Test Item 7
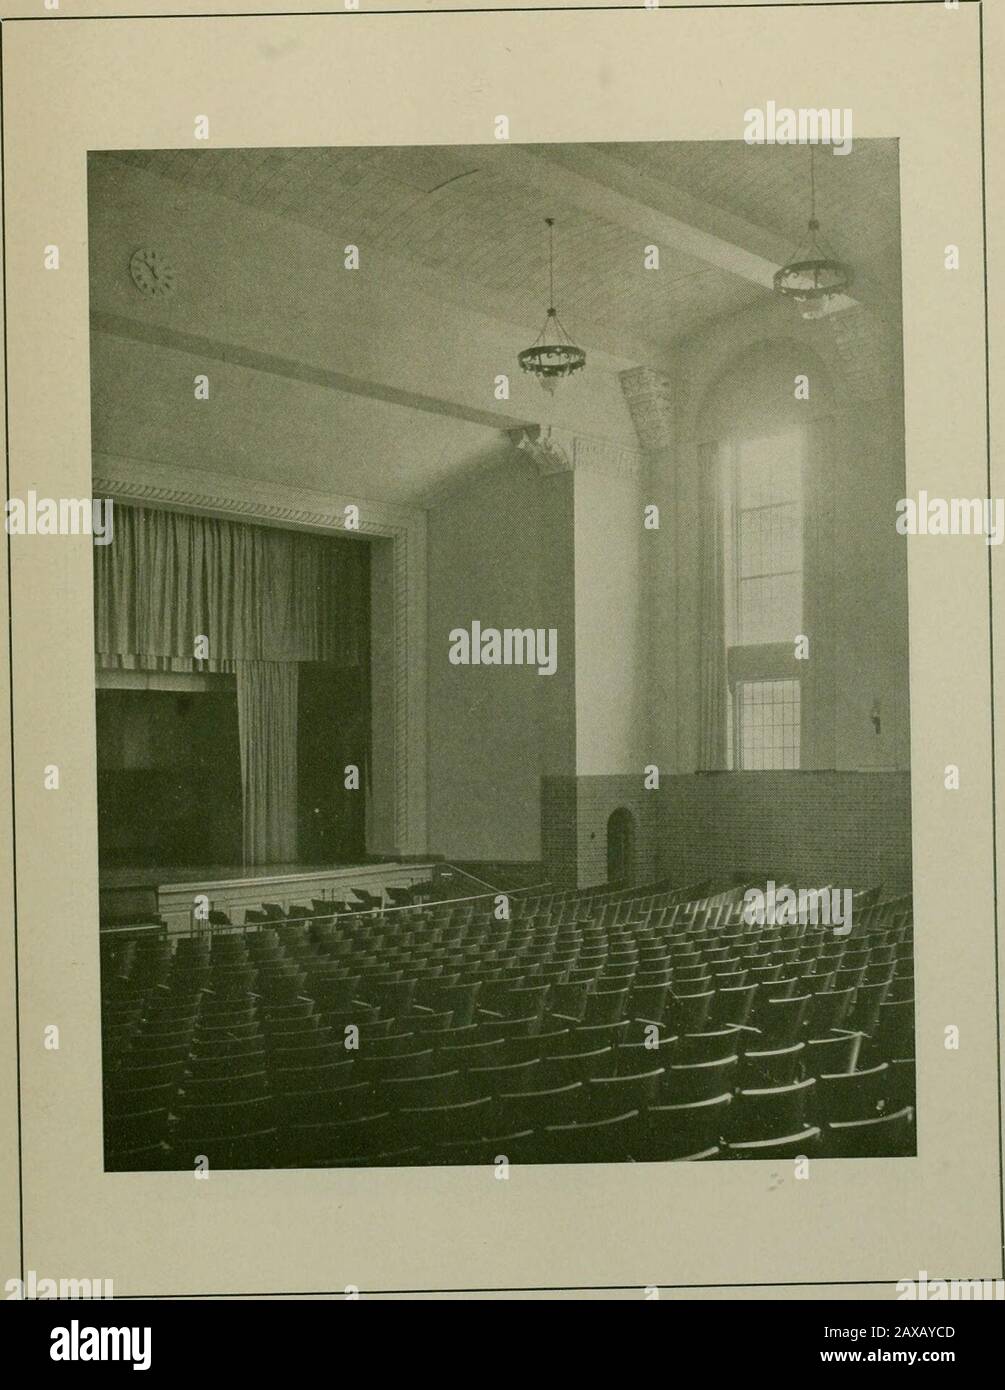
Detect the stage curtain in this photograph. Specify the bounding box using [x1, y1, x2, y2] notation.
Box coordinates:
[800, 415, 837, 768]
[94, 503, 368, 865]
[697, 440, 729, 771]
[236, 661, 299, 866]
[94, 503, 366, 667]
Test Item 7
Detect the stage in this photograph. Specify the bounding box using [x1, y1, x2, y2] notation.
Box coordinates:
[100, 861, 437, 935]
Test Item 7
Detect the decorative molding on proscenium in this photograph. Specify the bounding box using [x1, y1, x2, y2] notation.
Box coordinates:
[572, 434, 642, 480]
[506, 426, 641, 480]
[93, 475, 402, 540]
[91, 454, 415, 542]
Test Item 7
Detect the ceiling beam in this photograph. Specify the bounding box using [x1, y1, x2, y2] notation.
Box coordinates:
[91, 310, 532, 433]
[481, 144, 865, 314]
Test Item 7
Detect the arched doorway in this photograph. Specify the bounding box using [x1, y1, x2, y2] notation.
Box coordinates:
[606, 807, 636, 887]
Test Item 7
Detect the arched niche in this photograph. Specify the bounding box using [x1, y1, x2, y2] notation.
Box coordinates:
[606, 807, 637, 887]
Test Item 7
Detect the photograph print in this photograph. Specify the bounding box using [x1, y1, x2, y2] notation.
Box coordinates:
[88, 136, 914, 1172]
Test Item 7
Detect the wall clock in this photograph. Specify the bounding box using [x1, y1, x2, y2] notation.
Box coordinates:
[129, 248, 176, 298]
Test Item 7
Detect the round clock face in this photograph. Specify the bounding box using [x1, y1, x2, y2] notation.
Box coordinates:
[129, 248, 175, 298]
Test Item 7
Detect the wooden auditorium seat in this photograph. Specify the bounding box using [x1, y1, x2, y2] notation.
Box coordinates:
[100, 877, 916, 1170]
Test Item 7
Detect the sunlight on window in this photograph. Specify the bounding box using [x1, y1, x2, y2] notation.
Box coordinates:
[733, 679, 801, 770]
[725, 427, 804, 770]
[735, 430, 803, 645]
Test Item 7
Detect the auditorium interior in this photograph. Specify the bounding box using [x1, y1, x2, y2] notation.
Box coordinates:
[89, 140, 915, 1169]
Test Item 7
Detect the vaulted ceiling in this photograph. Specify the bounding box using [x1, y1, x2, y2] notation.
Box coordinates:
[108, 140, 901, 342]
[91, 141, 901, 505]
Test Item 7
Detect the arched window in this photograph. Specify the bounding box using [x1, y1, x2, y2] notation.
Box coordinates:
[694, 340, 834, 773]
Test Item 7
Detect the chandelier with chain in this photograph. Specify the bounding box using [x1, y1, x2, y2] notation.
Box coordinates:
[517, 217, 586, 394]
[773, 145, 853, 319]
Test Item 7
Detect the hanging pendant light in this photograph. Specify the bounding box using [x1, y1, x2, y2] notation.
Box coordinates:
[773, 145, 853, 319]
[517, 217, 586, 394]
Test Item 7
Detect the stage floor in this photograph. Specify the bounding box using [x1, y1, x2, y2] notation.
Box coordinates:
[101, 862, 395, 891]
[101, 861, 438, 933]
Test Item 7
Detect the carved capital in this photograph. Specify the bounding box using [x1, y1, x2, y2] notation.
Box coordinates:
[507, 425, 576, 476]
[620, 366, 676, 450]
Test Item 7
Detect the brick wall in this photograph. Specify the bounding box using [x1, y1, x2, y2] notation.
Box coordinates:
[540, 770, 913, 895]
[657, 771, 913, 896]
[541, 774, 661, 890]
[574, 775, 661, 888]
[541, 776, 578, 889]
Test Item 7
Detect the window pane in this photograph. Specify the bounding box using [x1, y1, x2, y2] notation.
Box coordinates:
[738, 572, 801, 644]
[737, 443, 772, 509]
[737, 502, 802, 579]
[732, 429, 804, 649]
[737, 431, 802, 507]
[736, 679, 801, 770]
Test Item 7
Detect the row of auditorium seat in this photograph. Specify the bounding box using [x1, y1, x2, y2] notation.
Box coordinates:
[102, 877, 915, 1169]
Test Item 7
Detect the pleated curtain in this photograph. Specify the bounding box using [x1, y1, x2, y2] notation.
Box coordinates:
[94, 503, 365, 667]
[94, 503, 366, 864]
[236, 661, 299, 865]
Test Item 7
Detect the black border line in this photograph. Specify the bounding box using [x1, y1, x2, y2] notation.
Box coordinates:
[0, 1, 982, 24]
[0, 19, 26, 1293]
[977, 0, 1004, 1276]
[105, 1271, 1002, 1299]
[0, 0, 999, 1301]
